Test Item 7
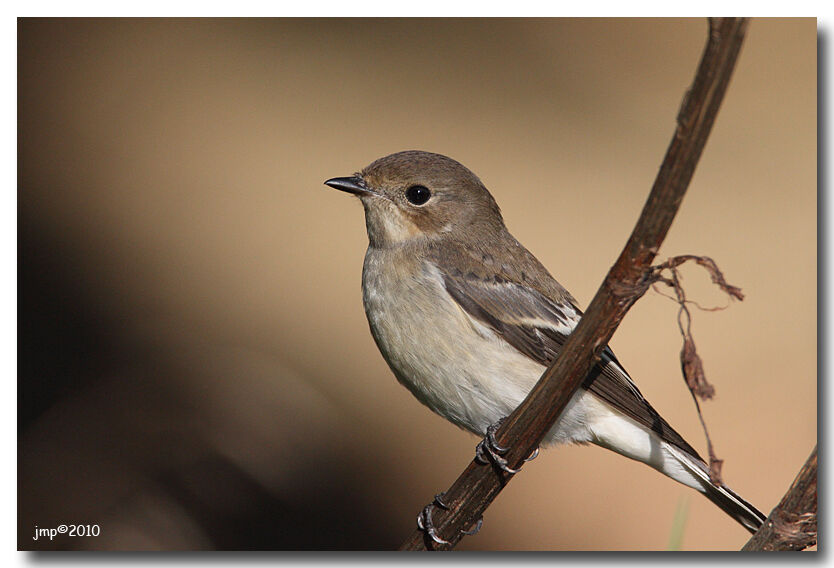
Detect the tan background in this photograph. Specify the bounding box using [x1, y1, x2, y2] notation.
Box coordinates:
[19, 18, 816, 551]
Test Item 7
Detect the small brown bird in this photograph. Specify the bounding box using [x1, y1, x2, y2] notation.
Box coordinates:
[326, 150, 765, 534]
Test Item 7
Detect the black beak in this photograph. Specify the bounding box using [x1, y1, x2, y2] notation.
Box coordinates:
[324, 176, 373, 196]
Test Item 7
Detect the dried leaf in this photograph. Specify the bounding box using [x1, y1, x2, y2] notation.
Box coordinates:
[708, 456, 724, 485]
[681, 335, 714, 400]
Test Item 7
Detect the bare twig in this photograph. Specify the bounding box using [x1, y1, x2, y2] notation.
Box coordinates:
[400, 18, 750, 550]
[742, 446, 817, 551]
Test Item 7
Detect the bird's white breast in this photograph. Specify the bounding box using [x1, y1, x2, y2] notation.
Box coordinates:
[361, 247, 597, 441]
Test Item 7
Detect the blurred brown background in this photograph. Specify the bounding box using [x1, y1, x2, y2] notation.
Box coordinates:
[18, 18, 816, 551]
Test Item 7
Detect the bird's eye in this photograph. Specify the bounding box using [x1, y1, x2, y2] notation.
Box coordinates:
[405, 185, 431, 205]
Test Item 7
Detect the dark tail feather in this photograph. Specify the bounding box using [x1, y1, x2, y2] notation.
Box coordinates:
[665, 443, 766, 534]
[702, 481, 766, 534]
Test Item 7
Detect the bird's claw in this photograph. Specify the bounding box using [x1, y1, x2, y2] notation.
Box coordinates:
[416, 493, 451, 545]
[461, 516, 483, 536]
[475, 418, 521, 473]
[416, 492, 484, 545]
[417, 506, 449, 545]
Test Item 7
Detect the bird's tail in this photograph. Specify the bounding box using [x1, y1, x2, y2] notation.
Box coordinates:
[565, 389, 766, 533]
[663, 443, 766, 534]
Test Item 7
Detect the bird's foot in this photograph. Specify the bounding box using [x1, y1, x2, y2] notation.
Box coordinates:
[416, 493, 451, 545]
[416, 492, 484, 544]
[475, 418, 539, 473]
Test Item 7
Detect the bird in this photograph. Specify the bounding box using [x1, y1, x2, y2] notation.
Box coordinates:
[324, 150, 765, 535]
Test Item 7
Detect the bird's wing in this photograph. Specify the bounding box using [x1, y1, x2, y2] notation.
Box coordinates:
[437, 265, 703, 461]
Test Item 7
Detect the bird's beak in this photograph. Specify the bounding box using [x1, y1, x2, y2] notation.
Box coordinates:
[324, 176, 374, 196]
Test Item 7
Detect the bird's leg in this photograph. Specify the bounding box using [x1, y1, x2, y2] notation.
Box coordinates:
[475, 418, 539, 473]
[417, 416, 541, 544]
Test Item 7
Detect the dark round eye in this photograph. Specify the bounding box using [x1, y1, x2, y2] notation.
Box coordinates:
[405, 185, 431, 205]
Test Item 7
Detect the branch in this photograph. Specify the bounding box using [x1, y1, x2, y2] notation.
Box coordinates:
[742, 446, 817, 551]
[400, 18, 750, 551]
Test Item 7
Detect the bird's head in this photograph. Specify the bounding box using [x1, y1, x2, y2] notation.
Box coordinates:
[326, 150, 505, 248]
